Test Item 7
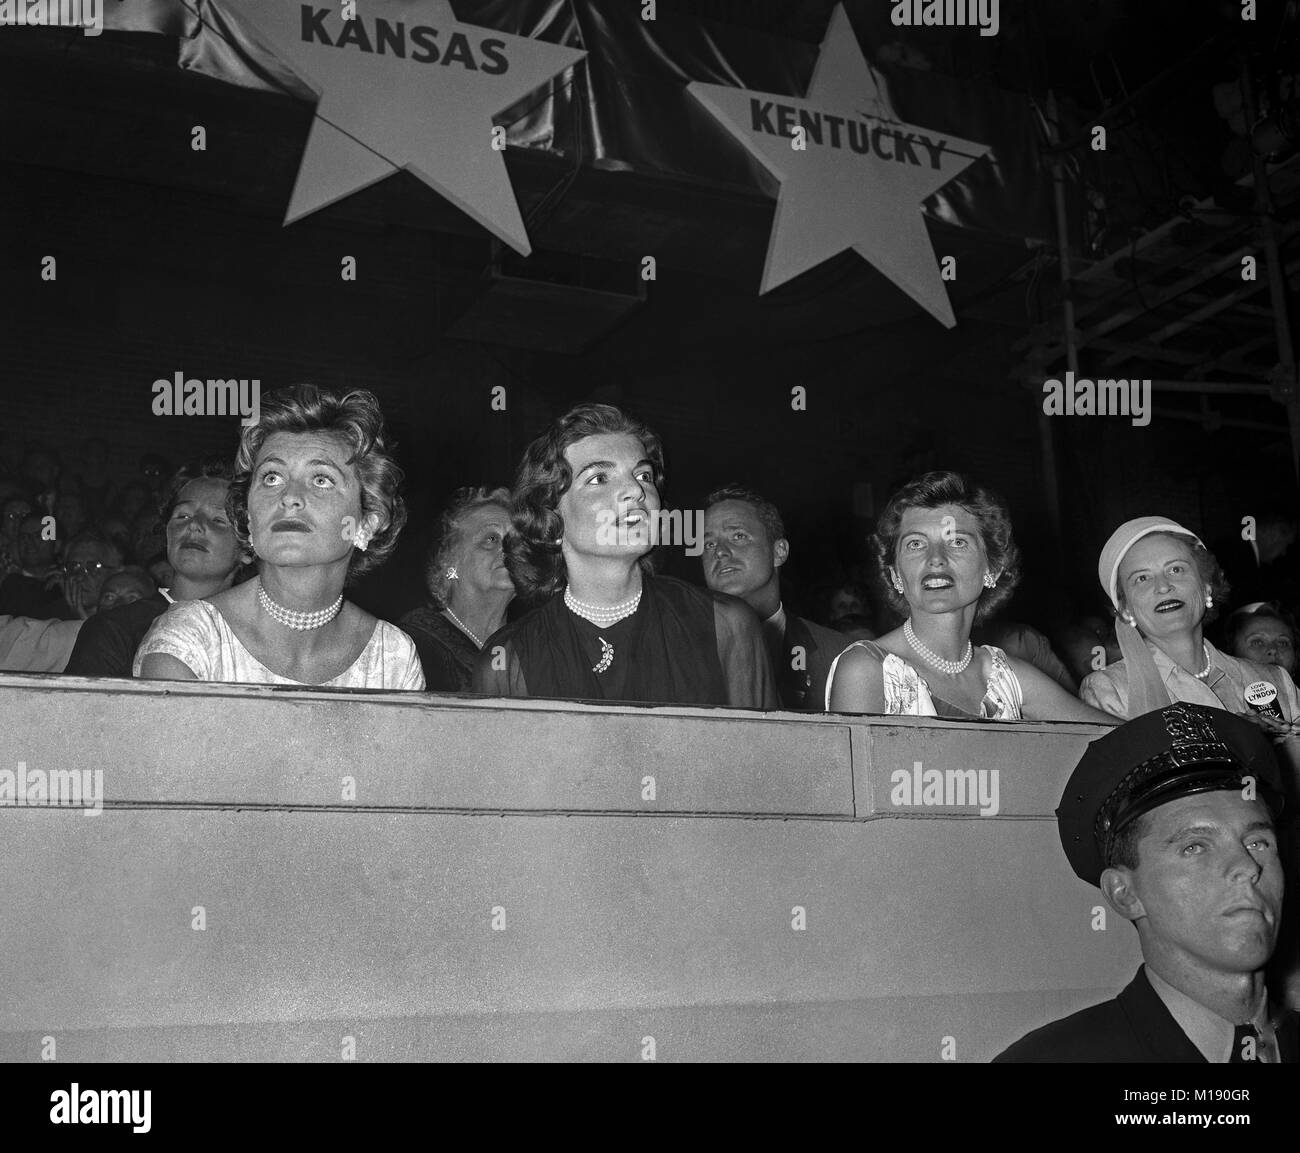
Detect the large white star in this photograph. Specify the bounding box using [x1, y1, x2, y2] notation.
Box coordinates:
[213, 0, 586, 253]
[688, 4, 990, 327]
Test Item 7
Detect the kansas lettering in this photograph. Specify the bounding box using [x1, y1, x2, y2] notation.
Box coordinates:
[750, 100, 948, 169]
[299, 5, 508, 73]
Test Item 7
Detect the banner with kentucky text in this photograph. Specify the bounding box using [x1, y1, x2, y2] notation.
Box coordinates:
[172, 0, 1057, 245]
[689, 5, 990, 325]
[4, 0, 1062, 282]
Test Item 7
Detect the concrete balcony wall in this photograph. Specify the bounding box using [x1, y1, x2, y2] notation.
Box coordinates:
[0, 675, 1135, 1062]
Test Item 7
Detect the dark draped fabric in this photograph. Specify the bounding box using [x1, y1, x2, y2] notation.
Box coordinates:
[400, 604, 480, 693]
[180, 0, 1058, 241]
[0, 574, 77, 622]
[474, 574, 777, 708]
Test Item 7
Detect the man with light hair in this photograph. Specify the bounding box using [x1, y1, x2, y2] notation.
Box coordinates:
[702, 484, 843, 712]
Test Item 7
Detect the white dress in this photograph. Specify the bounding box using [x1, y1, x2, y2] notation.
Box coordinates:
[824, 638, 1023, 718]
[133, 600, 425, 690]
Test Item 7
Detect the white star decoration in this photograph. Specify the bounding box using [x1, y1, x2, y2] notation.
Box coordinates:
[213, 0, 586, 253]
[688, 4, 990, 327]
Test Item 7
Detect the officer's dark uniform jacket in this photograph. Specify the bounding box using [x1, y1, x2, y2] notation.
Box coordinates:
[995, 966, 1299, 1063]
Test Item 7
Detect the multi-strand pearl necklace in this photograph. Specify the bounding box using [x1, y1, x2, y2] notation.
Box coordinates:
[564, 585, 642, 627]
[257, 579, 343, 631]
[903, 618, 974, 676]
[565, 583, 642, 674]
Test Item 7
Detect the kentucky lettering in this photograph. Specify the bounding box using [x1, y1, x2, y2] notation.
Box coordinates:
[749, 100, 948, 169]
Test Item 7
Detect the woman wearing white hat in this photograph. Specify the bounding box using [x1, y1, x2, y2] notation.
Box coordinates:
[1081, 516, 1300, 736]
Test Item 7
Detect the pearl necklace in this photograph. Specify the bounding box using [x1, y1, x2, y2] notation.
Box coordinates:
[443, 605, 483, 649]
[1193, 642, 1213, 680]
[257, 579, 343, 631]
[564, 585, 642, 627]
[903, 619, 974, 676]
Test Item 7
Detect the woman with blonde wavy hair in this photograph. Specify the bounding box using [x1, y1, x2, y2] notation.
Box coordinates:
[136, 384, 423, 689]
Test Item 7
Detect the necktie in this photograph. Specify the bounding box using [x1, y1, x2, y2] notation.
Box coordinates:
[1229, 1023, 1261, 1063]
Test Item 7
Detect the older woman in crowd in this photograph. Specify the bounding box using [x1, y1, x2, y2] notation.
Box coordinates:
[47, 529, 124, 620]
[472, 403, 776, 708]
[136, 385, 423, 689]
[826, 471, 1110, 722]
[1225, 601, 1298, 678]
[400, 486, 514, 692]
[1081, 517, 1300, 734]
[64, 460, 251, 677]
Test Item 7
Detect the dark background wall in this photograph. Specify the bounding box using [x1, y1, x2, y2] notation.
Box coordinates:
[1, 13, 1294, 633]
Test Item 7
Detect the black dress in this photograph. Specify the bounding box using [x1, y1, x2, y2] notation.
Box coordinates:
[65, 592, 169, 677]
[472, 574, 778, 709]
[399, 605, 481, 693]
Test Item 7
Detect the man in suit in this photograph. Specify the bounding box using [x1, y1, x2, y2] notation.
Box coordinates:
[996, 703, 1297, 1062]
[701, 485, 845, 712]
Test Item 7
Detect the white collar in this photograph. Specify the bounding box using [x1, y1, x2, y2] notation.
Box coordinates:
[763, 602, 788, 635]
[160, 588, 175, 604]
[1146, 966, 1275, 1062]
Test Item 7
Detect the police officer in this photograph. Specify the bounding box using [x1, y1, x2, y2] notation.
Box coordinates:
[996, 703, 1297, 1062]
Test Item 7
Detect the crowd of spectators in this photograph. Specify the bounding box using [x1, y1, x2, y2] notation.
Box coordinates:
[3, 407, 1300, 723]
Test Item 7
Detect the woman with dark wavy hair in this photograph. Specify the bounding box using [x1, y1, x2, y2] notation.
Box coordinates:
[1081, 517, 1300, 733]
[826, 471, 1109, 721]
[473, 403, 776, 708]
[136, 384, 423, 689]
[400, 485, 514, 693]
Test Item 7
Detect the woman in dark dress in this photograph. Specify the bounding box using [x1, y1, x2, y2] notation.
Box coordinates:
[472, 403, 777, 709]
[400, 486, 514, 693]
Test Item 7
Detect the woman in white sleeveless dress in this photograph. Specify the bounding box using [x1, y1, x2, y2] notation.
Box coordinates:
[825, 471, 1112, 723]
[135, 385, 423, 690]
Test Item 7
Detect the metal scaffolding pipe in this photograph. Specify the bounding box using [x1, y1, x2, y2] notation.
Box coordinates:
[1239, 55, 1300, 477]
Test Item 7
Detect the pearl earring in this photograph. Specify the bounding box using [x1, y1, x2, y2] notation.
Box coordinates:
[1123, 612, 1135, 626]
[1205, 592, 1213, 609]
[890, 574, 904, 593]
